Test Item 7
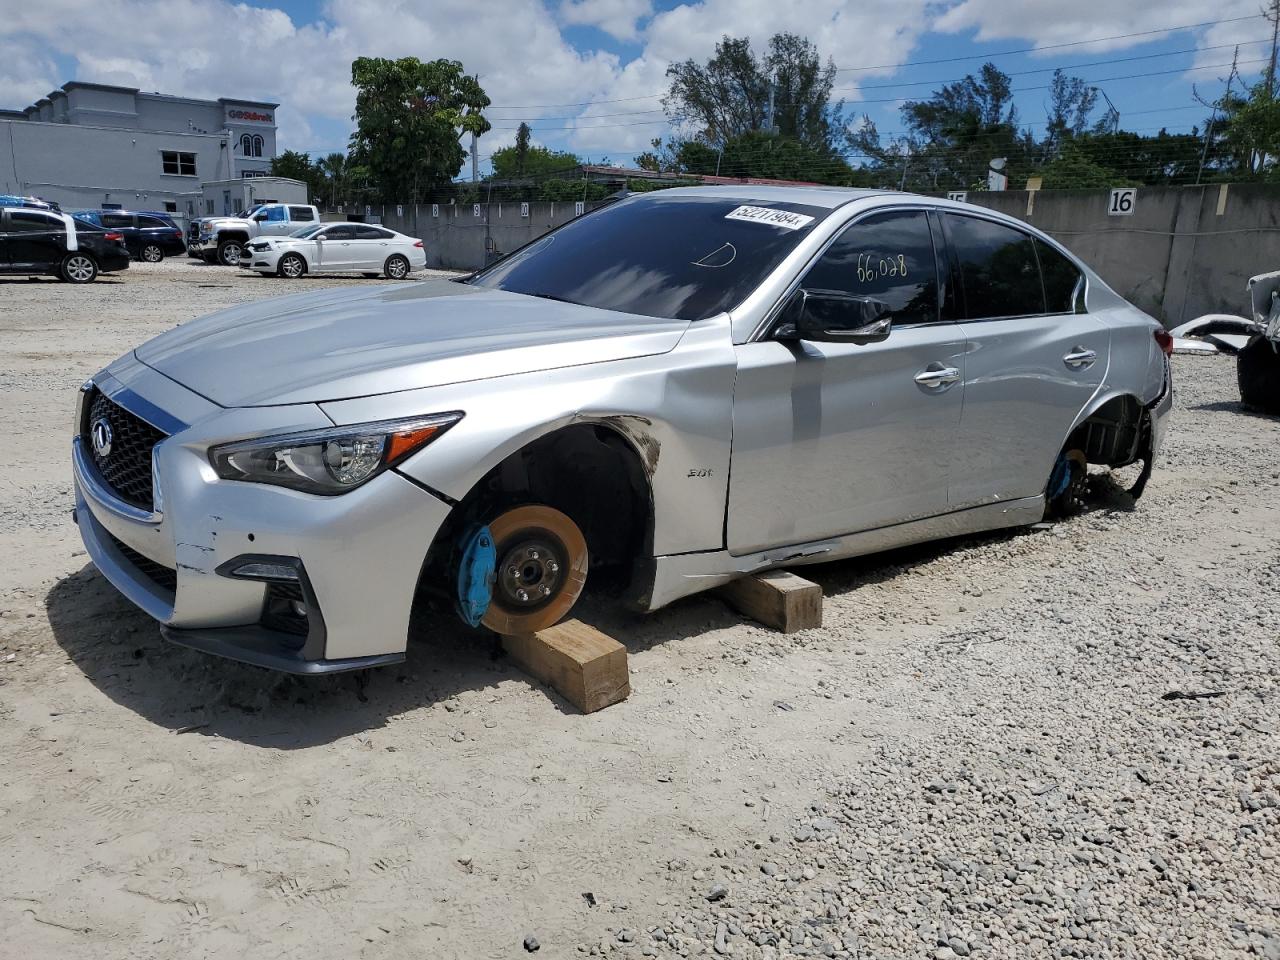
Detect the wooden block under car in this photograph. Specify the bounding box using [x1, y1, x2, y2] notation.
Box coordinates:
[718, 570, 823, 633]
[502, 619, 630, 714]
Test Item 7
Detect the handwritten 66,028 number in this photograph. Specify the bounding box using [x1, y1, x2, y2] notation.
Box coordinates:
[856, 252, 908, 284]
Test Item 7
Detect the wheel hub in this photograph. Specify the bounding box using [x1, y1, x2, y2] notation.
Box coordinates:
[496, 539, 563, 608]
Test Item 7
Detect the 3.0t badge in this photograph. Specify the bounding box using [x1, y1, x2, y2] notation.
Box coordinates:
[91, 418, 113, 458]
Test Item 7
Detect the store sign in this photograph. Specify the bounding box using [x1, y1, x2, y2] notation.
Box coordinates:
[226, 108, 273, 124]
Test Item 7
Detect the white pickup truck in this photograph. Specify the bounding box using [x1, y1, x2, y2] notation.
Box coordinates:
[188, 203, 321, 265]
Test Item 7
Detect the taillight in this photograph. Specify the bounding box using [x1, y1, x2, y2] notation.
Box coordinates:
[1154, 329, 1174, 357]
[413, 240, 423, 248]
[104, 232, 125, 242]
[174, 230, 183, 238]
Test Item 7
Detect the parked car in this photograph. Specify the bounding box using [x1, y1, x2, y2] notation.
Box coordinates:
[72, 187, 1172, 674]
[240, 222, 426, 278]
[2, 206, 130, 282]
[73, 209, 186, 262]
[188, 203, 321, 265]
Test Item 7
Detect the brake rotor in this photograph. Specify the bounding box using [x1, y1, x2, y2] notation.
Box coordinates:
[480, 505, 588, 634]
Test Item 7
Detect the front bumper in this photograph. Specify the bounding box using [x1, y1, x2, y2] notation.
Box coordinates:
[239, 245, 281, 272]
[72, 364, 453, 673]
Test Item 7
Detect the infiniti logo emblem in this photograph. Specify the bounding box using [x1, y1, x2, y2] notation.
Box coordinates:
[91, 418, 114, 458]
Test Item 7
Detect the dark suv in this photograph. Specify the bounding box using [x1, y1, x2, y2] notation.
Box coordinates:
[0, 207, 130, 282]
[74, 210, 186, 262]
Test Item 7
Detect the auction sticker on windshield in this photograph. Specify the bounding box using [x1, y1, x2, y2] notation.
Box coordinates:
[724, 205, 815, 230]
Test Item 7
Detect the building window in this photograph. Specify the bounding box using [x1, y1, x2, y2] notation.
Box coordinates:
[240, 134, 252, 156]
[252, 135, 264, 157]
[163, 201, 178, 213]
[161, 151, 197, 176]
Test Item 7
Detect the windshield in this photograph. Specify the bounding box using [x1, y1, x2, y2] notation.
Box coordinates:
[243, 205, 264, 220]
[466, 194, 830, 321]
[289, 224, 325, 238]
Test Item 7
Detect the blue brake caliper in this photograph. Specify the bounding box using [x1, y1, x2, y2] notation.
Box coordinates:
[1047, 451, 1072, 500]
[455, 525, 496, 628]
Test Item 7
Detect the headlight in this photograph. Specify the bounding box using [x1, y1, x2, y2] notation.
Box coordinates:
[209, 412, 462, 495]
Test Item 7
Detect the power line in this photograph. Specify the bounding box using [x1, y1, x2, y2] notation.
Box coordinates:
[486, 14, 1264, 111]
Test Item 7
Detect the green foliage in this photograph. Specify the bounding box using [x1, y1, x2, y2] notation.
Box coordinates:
[675, 130, 856, 184]
[268, 150, 327, 200]
[348, 56, 490, 201]
[1221, 81, 1280, 177]
[1038, 144, 1130, 188]
[663, 33, 841, 151]
[491, 141, 581, 179]
[537, 179, 612, 201]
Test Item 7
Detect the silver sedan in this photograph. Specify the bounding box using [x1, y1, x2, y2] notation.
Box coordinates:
[240, 222, 427, 279]
[72, 186, 1172, 674]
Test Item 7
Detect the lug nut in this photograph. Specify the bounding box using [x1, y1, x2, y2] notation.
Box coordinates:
[530, 550, 540, 560]
[547, 561, 559, 573]
[539, 584, 551, 597]
[508, 566, 519, 578]
[516, 589, 529, 602]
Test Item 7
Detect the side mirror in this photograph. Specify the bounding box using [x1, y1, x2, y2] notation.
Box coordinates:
[777, 289, 893, 345]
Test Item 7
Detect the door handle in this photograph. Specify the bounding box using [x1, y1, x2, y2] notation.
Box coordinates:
[914, 365, 961, 388]
[1063, 347, 1097, 369]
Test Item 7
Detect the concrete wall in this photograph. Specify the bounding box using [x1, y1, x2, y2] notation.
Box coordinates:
[359, 185, 1280, 325]
[357, 200, 600, 271]
[961, 183, 1280, 325]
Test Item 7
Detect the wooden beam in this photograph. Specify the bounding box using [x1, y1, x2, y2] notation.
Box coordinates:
[502, 620, 630, 714]
[718, 570, 823, 633]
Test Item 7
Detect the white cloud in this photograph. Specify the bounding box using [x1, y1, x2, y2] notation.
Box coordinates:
[560, 0, 654, 42]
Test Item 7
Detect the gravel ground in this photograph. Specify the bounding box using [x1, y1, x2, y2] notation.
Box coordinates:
[0, 261, 1276, 959]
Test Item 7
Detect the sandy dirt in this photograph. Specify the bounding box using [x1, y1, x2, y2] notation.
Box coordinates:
[0, 259, 1276, 959]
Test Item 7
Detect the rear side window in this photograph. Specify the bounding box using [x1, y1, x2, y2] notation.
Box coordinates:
[945, 214, 1045, 319]
[1036, 238, 1086, 313]
[354, 225, 392, 239]
[101, 213, 133, 228]
[799, 210, 940, 326]
[288, 206, 315, 222]
[137, 215, 169, 229]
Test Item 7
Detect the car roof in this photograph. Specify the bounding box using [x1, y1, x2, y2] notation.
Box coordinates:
[640, 184, 891, 209]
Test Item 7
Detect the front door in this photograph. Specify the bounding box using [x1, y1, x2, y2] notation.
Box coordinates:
[940, 213, 1110, 507]
[315, 224, 357, 270]
[727, 209, 965, 555]
[4, 209, 69, 269]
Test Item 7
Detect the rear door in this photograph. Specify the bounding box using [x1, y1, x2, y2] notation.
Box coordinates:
[942, 213, 1109, 507]
[4, 209, 68, 269]
[352, 224, 391, 269]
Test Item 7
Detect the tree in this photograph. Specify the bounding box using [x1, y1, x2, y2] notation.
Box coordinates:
[674, 130, 855, 184]
[1221, 80, 1280, 176]
[348, 56, 490, 201]
[513, 122, 531, 176]
[316, 152, 349, 206]
[663, 33, 841, 150]
[490, 130, 580, 180]
[1045, 70, 1098, 151]
[268, 150, 326, 201]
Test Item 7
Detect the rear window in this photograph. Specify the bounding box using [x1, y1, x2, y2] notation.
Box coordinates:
[467, 194, 830, 321]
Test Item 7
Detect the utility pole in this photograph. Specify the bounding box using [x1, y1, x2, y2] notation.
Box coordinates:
[471, 73, 481, 183]
[1197, 46, 1239, 185]
[899, 144, 911, 191]
[1267, 0, 1280, 97]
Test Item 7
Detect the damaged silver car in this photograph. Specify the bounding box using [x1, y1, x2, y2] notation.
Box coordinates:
[73, 187, 1173, 673]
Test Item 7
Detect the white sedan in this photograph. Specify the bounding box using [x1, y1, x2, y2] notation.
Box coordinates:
[239, 222, 427, 279]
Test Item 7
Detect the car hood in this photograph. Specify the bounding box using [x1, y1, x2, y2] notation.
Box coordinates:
[134, 280, 689, 407]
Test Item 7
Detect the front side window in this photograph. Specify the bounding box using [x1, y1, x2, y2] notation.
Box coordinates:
[1036, 238, 1086, 314]
[263, 206, 287, 222]
[798, 210, 940, 327]
[8, 211, 60, 233]
[321, 225, 355, 240]
[945, 214, 1044, 320]
[467, 194, 830, 321]
[288, 206, 316, 222]
[161, 151, 197, 176]
[290, 224, 325, 238]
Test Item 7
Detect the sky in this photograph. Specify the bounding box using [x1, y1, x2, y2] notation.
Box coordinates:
[0, 0, 1271, 176]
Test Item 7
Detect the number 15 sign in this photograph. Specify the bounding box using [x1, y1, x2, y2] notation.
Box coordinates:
[1108, 187, 1136, 216]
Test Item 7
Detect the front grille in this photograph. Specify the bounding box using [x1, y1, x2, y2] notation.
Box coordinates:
[188, 221, 200, 242]
[82, 389, 166, 511]
[105, 529, 177, 595]
[262, 581, 309, 646]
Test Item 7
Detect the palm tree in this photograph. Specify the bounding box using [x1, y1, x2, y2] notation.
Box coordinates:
[318, 153, 348, 208]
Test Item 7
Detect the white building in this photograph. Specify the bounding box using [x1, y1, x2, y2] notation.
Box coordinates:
[0, 81, 283, 219]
